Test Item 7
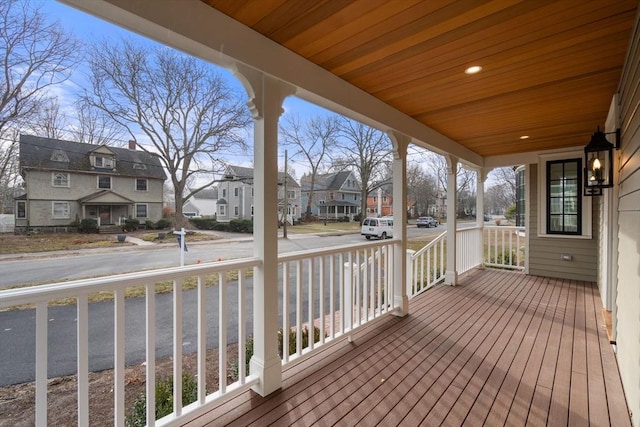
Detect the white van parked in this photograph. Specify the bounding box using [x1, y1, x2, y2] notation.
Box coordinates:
[361, 217, 393, 239]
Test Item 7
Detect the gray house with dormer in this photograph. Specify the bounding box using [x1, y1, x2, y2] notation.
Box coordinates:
[15, 135, 166, 232]
[300, 170, 361, 220]
[215, 165, 301, 224]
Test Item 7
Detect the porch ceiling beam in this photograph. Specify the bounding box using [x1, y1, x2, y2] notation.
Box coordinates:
[59, 0, 483, 167]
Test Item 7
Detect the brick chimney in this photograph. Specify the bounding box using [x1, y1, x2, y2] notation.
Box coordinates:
[128, 140, 136, 150]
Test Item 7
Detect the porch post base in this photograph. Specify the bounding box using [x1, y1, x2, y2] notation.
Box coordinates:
[393, 295, 409, 317]
[445, 270, 458, 286]
[249, 355, 282, 396]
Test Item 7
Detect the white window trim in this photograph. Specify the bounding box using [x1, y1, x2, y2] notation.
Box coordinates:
[219, 205, 226, 216]
[16, 200, 26, 219]
[537, 151, 592, 239]
[52, 201, 70, 219]
[135, 178, 148, 192]
[52, 172, 70, 187]
[97, 175, 112, 190]
[135, 203, 148, 219]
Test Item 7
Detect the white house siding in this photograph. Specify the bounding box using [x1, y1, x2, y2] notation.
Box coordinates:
[528, 164, 599, 282]
[616, 17, 640, 427]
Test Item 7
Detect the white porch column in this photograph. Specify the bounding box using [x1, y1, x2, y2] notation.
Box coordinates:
[477, 168, 490, 267]
[234, 65, 294, 396]
[388, 131, 409, 316]
[445, 155, 458, 285]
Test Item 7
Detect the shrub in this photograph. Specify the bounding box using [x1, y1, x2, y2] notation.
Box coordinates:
[189, 218, 217, 230]
[228, 218, 253, 233]
[123, 219, 140, 232]
[144, 220, 156, 230]
[155, 218, 172, 230]
[230, 326, 322, 383]
[126, 372, 198, 426]
[78, 218, 99, 234]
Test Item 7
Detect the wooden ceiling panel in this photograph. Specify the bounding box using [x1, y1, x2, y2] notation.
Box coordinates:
[200, 0, 638, 158]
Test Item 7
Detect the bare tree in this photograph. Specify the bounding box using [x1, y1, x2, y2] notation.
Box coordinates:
[0, 0, 80, 210]
[488, 167, 517, 203]
[406, 163, 438, 217]
[280, 113, 339, 219]
[334, 118, 392, 221]
[27, 98, 68, 139]
[81, 39, 251, 223]
[72, 99, 127, 146]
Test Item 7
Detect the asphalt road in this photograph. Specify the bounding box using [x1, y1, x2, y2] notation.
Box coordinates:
[0, 223, 465, 386]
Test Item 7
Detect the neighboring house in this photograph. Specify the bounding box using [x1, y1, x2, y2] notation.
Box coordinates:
[366, 186, 393, 217]
[215, 165, 301, 224]
[15, 135, 166, 232]
[183, 187, 218, 217]
[366, 185, 417, 218]
[300, 171, 360, 220]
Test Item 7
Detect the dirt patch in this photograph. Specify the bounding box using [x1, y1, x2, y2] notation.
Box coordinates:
[0, 346, 241, 426]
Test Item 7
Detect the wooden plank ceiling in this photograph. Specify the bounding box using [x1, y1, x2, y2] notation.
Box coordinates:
[201, 0, 638, 158]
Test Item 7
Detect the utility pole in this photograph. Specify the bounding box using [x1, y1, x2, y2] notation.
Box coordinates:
[283, 149, 288, 239]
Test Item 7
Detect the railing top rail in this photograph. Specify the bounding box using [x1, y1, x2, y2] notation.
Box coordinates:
[0, 257, 262, 308]
[277, 239, 395, 263]
[412, 230, 447, 258]
[484, 225, 526, 231]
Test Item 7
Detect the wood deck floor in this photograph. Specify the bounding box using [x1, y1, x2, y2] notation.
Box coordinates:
[189, 269, 630, 426]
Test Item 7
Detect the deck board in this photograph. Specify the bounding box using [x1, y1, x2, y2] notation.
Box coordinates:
[187, 269, 631, 427]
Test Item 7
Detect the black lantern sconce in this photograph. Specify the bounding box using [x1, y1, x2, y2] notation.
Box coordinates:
[584, 127, 620, 196]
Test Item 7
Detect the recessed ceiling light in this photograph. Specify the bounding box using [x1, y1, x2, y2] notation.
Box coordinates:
[464, 65, 483, 74]
[520, 135, 530, 139]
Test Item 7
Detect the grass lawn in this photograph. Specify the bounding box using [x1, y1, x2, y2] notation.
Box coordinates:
[288, 221, 361, 234]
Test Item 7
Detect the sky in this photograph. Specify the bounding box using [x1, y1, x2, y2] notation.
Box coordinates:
[38, 0, 332, 179]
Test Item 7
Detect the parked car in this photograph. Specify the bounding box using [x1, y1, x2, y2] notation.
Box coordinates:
[416, 216, 438, 228]
[361, 217, 393, 239]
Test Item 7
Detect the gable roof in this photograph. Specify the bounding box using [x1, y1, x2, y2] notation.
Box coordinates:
[302, 170, 360, 192]
[19, 134, 166, 180]
[224, 164, 299, 188]
[191, 188, 218, 199]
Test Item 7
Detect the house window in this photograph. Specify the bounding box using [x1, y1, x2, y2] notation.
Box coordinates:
[98, 176, 111, 189]
[136, 178, 148, 191]
[135, 204, 148, 219]
[219, 205, 226, 216]
[341, 194, 345, 200]
[50, 150, 69, 162]
[251, 188, 254, 197]
[234, 206, 239, 216]
[52, 173, 69, 187]
[94, 156, 114, 169]
[222, 189, 227, 198]
[251, 205, 254, 216]
[16, 201, 26, 219]
[287, 190, 296, 199]
[234, 188, 239, 197]
[546, 159, 581, 235]
[52, 201, 70, 219]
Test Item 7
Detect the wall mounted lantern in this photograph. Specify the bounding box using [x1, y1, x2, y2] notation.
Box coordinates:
[584, 127, 620, 196]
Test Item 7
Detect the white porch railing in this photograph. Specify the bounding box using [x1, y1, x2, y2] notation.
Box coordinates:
[0, 240, 399, 426]
[278, 239, 396, 365]
[0, 259, 261, 427]
[456, 226, 484, 275]
[484, 225, 526, 270]
[407, 231, 446, 298]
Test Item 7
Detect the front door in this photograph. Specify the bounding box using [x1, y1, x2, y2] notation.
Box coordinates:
[99, 206, 111, 225]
